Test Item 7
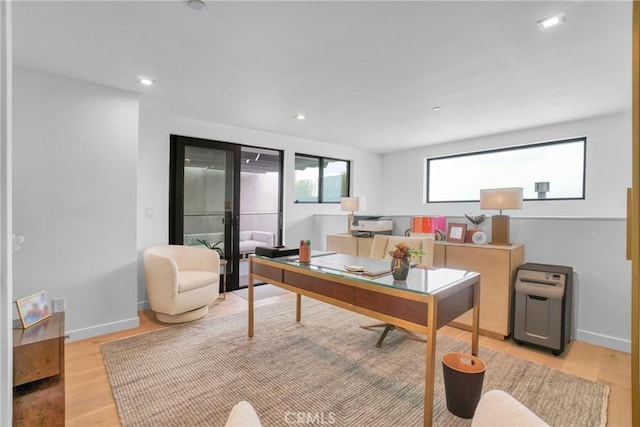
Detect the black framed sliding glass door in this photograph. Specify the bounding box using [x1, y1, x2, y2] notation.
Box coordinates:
[170, 135, 241, 291]
[169, 135, 283, 292]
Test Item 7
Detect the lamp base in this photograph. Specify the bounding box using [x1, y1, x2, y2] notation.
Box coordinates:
[491, 215, 511, 245]
[347, 214, 354, 234]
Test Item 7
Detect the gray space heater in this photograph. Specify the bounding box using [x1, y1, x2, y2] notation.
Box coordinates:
[513, 263, 573, 355]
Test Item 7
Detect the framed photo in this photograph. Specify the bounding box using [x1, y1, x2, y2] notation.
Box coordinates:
[446, 223, 467, 244]
[15, 291, 51, 329]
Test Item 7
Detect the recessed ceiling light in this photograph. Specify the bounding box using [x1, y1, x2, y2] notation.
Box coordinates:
[537, 12, 566, 31]
[187, 0, 206, 12]
[432, 106, 441, 111]
[294, 114, 306, 120]
[137, 76, 155, 86]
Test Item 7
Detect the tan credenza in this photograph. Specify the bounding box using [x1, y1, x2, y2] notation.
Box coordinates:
[326, 233, 374, 257]
[434, 242, 524, 339]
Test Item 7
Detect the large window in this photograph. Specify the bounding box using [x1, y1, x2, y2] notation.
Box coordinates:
[294, 154, 350, 203]
[427, 137, 586, 202]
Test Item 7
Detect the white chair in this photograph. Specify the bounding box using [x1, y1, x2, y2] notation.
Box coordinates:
[362, 234, 435, 347]
[143, 245, 220, 323]
[225, 401, 262, 427]
[472, 390, 549, 426]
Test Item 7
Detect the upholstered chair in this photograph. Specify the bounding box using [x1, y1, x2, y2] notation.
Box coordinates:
[368, 234, 435, 267]
[225, 401, 262, 427]
[363, 234, 435, 347]
[472, 390, 549, 426]
[143, 245, 220, 323]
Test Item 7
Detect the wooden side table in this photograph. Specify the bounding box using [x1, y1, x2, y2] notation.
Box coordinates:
[13, 311, 65, 426]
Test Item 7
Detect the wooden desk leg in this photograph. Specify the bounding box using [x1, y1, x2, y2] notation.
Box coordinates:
[471, 278, 480, 356]
[423, 295, 438, 427]
[248, 260, 254, 338]
[296, 293, 301, 322]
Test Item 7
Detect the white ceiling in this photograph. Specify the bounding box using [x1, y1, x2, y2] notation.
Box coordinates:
[12, 1, 632, 154]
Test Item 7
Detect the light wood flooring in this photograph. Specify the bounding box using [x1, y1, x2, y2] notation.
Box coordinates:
[65, 291, 632, 426]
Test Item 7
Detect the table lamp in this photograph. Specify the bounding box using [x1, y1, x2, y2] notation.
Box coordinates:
[340, 197, 359, 233]
[479, 187, 523, 245]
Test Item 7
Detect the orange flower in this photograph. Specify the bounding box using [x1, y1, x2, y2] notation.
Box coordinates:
[389, 242, 425, 259]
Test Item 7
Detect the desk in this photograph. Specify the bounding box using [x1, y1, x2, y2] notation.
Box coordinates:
[248, 253, 480, 427]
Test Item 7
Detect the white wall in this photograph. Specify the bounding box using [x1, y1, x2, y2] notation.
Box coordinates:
[10, 69, 630, 353]
[13, 69, 139, 340]
[381, 113, 631, 217]
[137, 105, 383, 307]
[0, 2, 12, 423]
[372, 112, 632, 352]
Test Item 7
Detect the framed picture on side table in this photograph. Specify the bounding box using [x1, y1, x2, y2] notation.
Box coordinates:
[446, 223, 467, 244]
[15, 291, 52, 329]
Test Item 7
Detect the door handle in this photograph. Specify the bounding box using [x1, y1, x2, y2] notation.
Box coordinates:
[233, 215, 240, 230]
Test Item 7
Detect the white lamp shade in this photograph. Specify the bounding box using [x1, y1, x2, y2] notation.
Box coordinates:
[479, 187, 523, 210]
[340, 197, 359, 212]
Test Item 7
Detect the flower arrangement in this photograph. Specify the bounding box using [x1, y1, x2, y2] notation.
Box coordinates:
[389, 242, 426, 260]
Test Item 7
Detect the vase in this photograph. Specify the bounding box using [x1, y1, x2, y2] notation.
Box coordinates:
[391, 257, 411, 281]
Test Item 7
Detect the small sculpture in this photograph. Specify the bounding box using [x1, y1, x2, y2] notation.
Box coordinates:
[464, 214, 486, 228]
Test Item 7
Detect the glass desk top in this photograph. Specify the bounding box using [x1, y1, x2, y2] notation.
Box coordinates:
[253, 253, 479, 296]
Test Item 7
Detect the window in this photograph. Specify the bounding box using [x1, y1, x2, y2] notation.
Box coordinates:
[294, 154, 350, 203]
[426, 137, 586, 202]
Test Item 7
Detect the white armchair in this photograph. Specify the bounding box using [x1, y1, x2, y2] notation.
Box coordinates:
[143, 245, 220, 323]
[225, 401, 262, 427]
[472, 390, 549, 426]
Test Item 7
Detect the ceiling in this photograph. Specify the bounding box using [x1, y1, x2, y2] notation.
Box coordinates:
[11, 1, 632, 154]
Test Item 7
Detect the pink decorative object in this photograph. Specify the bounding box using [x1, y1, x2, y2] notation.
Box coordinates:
[411, 216, 446, 234]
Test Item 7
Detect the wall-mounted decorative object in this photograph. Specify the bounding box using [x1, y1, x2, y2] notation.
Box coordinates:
[15, 291, 52, 329]
[446, 223, 467, 244]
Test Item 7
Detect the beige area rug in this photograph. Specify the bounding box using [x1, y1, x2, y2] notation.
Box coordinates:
[101, 299, 608, 427]
[233, 284, 291, 301]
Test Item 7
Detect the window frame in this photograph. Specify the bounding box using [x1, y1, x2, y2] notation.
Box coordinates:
[294, 153, 351, 204]
[426, 137, 587, 203]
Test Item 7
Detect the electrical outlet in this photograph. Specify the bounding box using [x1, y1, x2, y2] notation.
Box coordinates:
[52, 297, 65, 313]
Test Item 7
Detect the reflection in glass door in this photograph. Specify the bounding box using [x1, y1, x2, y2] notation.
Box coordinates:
[169, 135, 241, 291]
[238, 146, 283, 287]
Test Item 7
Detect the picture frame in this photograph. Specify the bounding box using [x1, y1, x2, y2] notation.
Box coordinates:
[446, 223, 467, 244]
[15, 291, 52, 329]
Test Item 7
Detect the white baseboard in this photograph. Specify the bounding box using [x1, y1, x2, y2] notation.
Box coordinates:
[66, 316, 140, 342]
[138, 300, 151, 311]
[576, 329, 630, 353]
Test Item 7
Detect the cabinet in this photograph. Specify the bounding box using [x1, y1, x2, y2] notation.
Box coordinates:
[326, 234, 374, 257]
[13, 312, 65, 426]
[434, 242, 524, 339]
